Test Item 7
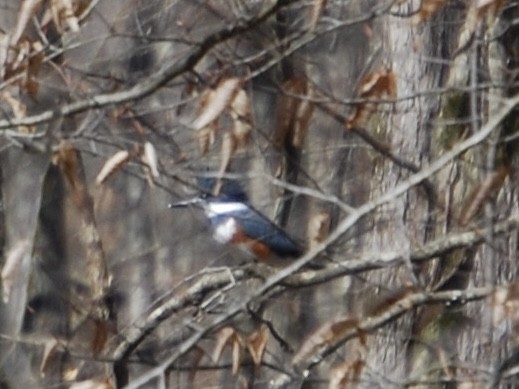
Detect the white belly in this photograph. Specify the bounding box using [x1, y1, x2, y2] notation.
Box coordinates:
[213, 218, 238, 244]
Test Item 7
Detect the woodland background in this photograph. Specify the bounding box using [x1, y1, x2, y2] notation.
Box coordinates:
[1, 0, 519, 388]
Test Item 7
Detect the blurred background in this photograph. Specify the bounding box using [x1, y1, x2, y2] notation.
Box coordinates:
[1, 0, 519, 388]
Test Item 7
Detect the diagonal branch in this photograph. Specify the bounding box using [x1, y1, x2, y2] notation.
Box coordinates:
[109, 267, 250, 360]
[286, 286, 494, 381]
[254, 94, 519, 306]
[0, 0, 298, 131]
[284, 215, 519, 287]
[123, 94, 519, 388]
[112, 214, 519, 370]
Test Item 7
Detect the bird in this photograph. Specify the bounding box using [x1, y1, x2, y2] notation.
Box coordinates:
[169, 180, 303, 263]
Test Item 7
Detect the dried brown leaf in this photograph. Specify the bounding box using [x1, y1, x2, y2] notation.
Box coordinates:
[357, 69, 396, 97]
[92, 319, 110, 356]
[1, 240, 31, 303]
[131, 116, 146, 135]
[347, 69, 396, 130]
[10, 39, 31, 78]
[412, 0, 449, 24]
[231, 120, 252, 151]
[212, 326, 236, 363]
[231, 336, 242, 376]
[230, 89, 252, 150]
[50, 0, 81, 33]
[274, 79, 305, 147]
[12, 0, 44, 45]
[274, 78, 313, 149]
[55, 142, 110, 320]
[476, 0, 506, 18]
[54, 142, 80, 188]
[307, 212, 330, 250]
[63, 367, 79, 381]
[40, 337, 60, 377]
[3, 37, 44, 96]
[197, 121, 217, 154]
[230, 89, 250, 120]
[192, 77, 242, 131]
[492, 283, 519, 333]
[246, 325, 269, 366]
[0, 91, 25, 116]
[27, 43, 44, 96]
[329, 359, 365, 389]
[293, 315, 359, 365]
[0, 92, 32, 132]
[212, 327, 245, 375]
[309, 0, 327, 31]
[95, 150, 131, 185]
[292, 92, 313, 148]
[142, 142, 160, 178]
[0, 32, 9, 79]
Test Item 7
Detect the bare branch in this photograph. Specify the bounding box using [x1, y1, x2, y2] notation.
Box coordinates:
[109, 267, 250, 360]
[284, 286, 494, 383]
[123, 94, 519, 388]
[285, 215, 519, 287]
[0, 0, 299, 131]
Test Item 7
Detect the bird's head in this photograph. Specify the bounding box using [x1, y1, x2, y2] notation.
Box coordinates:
[168, 178, 249, 209]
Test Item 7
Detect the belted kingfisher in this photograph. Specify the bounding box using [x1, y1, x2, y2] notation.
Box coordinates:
[169, 180, 303, 262]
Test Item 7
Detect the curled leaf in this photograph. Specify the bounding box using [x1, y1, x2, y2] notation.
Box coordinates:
[0, 32, 9, 79]
[307, 211, 330, 250]
[346, 69, 396, 130]
[197, 122, 217, 154]
[142, 142, 160, 178]
[230, 89, 252, 151]
[40, 337, 60, 377]
[212, 326, 247, 375]
[492, 283, 519, 334]
[12, 0, 44, 45]
[476, 0, 506, 18]
[53, 142, 80, 188]
[292, 92, 313, 148]
[231, 334, 242, 376]
[50, 0, 81, 33]
[246, 325, 269, 366]
[212, 327, 237, 363]
[192, 77, 242, 131]
[95, 150, 130, 185]
[0, 92, 33, 132]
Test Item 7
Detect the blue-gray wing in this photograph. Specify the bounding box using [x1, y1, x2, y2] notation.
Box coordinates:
[234, 207, 303, 257]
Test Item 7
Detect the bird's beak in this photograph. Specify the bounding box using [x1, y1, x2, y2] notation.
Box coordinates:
[168, 197, 202, 208]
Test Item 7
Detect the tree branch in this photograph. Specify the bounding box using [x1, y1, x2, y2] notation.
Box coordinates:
[111, 214, 519, 369]
[122, 94, 519, 388]
[0, 0, 298, 131]
[284, 215, 519, 287]
[277, 286, 494, 387]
